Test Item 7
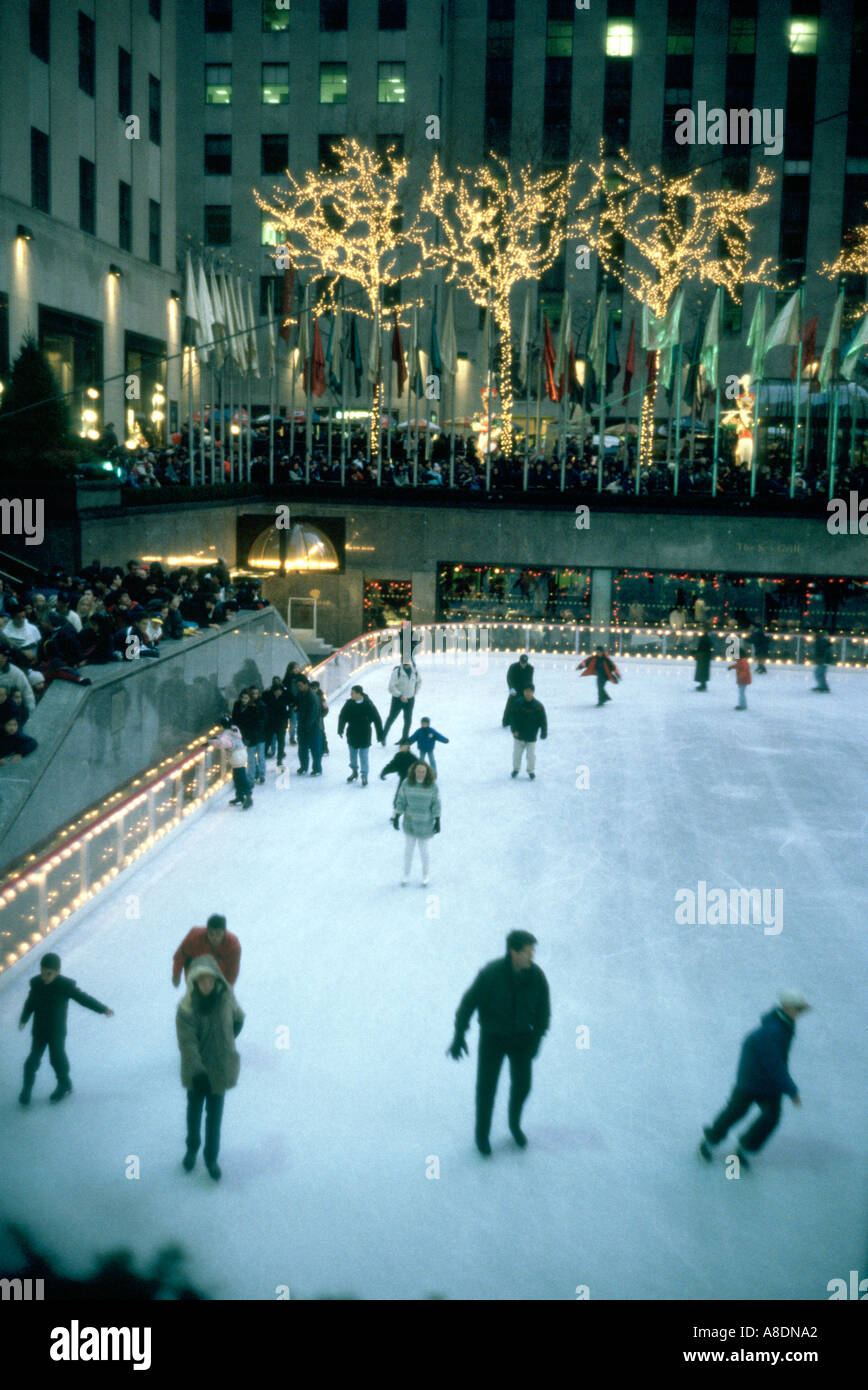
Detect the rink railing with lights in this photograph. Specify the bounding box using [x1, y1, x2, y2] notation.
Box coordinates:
[0, 730, 229, 979]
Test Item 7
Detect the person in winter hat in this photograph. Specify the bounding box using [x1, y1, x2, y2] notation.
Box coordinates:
[577, 646, 620, 706]
[448, 931, 550, 1156]
[380, 742, 418, 809]
[172, 914, 241, 988]
[393, 760, 441, 886]
[337, 684, 384, 786]
[214, 719, 253, 808]
[693, 626, 713, 692]
[502, 653, 534, 727]
[18, 953, 114, 1105]
[382, 660, 422, 743]
[176, 955, 244, 1181]
[508, 685, 547, 779]
[698, 992, 810, 1169]
[728, 652, 752, 710]
[408, 717, 449, 773]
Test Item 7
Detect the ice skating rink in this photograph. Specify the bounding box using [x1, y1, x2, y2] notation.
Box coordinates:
[1, 652, 866, 1301]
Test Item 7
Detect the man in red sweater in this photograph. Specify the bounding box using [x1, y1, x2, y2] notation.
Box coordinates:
[172, 915, 241, 988]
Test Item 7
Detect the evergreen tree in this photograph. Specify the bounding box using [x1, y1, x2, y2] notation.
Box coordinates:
[0, 333, 70, 470]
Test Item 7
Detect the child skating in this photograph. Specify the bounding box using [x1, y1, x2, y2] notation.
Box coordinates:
[408, 717, 449, 773]
[18, 953, 113, 1105]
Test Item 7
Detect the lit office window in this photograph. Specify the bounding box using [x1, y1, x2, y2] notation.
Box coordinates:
[205, 65, 232, 104]
[263, 0, 290, 30]
[378, 61, 406, 104]
[262, 63, 289, 104]
[320, 62, 347, 104]
[546, 21, 573, 58]
[788, 18, 818, 54]
[606, 22, 634, 57]
[261, 215, 284, 246]
[728, 17, 756, 54]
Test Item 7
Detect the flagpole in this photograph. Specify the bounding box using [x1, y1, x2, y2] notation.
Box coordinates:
[534, 309, 543, 488]
[789, 283, 805, 498]
[635, 350, 647, 496]
[198, 355, 206, 487]
[247, 370, 253, 483]
[710, 288, 722, 499]
[828, 379, 839, 497]
[386, 328, 393, 481]
[305, 292, 313, 484]
[485, 290, 493, 492]
[269, 362, 275, 486]
[524, 337, 531, 482]
[673, 340, 683, 497]
[375, 306, 382, 484]
[849, 380, 857, 476]
[186, 349, 194, 486]
[340, 294, 347, 488]
[449, 370, 456, 488]
[598, 298, 607, 495]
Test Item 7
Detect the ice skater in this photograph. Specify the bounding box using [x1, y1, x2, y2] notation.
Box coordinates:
[295, 676, 324, 776]
[448, 931, 550, 1156]
[380, 741, 418, 811]
[337, 684, 384, 786]
[408, 717, 449, 772]
[750, 624, 770, 674]
[382, 658, 422, 742]
[812, 631, 833, 692]
[18, 952, 114, 1106]
[393, 760, 440, 886]
[577, 645, 620, 705]
[502, 652, 534, 727]
[698, 991, 810, 1169]
[728, 651, 752, 710]
[509, 684, 547, 779]
[172, 914, 241, 988]
[176, 956, 244, 1182]
[693, 626, 712, 691]
[215, 718, 252, 809]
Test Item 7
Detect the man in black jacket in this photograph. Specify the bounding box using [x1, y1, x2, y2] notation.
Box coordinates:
[262, 677, 291, 768]
[508, 685, 547, 780]
[502, 652, 535, 727]
[449, 931, 550, 1155]
[337, 684, 383, 786]
[18, 953, 114, 1104]
[813, 631, 833, 692]
[237, 685, 268, 783]
[295, 676, 324, 776]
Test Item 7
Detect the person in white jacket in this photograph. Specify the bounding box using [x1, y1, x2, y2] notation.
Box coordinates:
[382, 661, 422, 742]
[214, 719, 253, 810]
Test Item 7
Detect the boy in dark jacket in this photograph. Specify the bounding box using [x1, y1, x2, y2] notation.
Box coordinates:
[18, 953, 114, 1104]
[337, 685, 383, 785]
[380, 742, 418, 808]
[502, 653, 534, 727]
[508, 686, 547, 780]
[698, 992, 810, 1168]
[408, 718, 449, 773]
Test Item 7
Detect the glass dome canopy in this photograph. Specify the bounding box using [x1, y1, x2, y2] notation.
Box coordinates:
[247, 521, 339, 573]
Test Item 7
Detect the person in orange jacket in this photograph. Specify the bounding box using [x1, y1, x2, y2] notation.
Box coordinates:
[728, 653, 752, 710]
[172, 915, 241, 988]
[577, 646, 621, 706]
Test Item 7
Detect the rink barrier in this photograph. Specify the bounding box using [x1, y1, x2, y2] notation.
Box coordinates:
[0, 731, 229, 980]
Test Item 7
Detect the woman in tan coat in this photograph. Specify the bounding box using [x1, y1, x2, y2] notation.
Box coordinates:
[176, 956, 244, 1181]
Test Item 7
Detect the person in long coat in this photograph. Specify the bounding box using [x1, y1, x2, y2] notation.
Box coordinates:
[693, 626, 712, 691]
[393, 760, 441, 886]
[176, 956, 244, 1181]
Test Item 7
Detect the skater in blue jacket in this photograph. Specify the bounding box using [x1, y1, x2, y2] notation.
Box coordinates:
[408, 718, 449, 773]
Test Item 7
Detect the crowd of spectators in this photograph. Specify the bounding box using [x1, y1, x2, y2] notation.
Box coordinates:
[0, 559, 266, 768]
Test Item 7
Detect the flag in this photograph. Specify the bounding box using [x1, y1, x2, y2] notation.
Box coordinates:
[297, 290, 310, 385]
[326, 305, 343, 393]
[589, 292, 606, 386]
[762, 290, 800, 359]
[683, 311, 705, 408]
[746, 288, 766, 384]
[310, 316, 326, 397]
[391, 311, 407, 395]
[542, 313, 558, 401]
[440, 286, 457, 377]
[567, 338, 580, 404]
[409, 305, 423, 397]
[184, 252, 201, 348]
[209, 266, 227, 372]
[430, 304, 442, 376]
[279, 256, 294, 345]
[554, 292, 572, 400]
[196, 260, 214, 362]
[227, 276, 247, 373]
[266, 280, 277, 377]
[517, 287, 531, 393]
[622, 320, 636, 407]
[367, 315, 380, 385]
[349, 315, 363, 396]
[841, 306, 868, 381]
[641, 302, 665, 351]
[818, 291, 844, 391]
[791, 314, 817, 382]
[245, 279, 260, 378]
[700, 288, 721, 391]
[606, 315, 620, 395]
[659, 286, 684, 387]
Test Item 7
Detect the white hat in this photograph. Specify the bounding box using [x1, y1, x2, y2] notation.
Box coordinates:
[779, 990, 809, 1011]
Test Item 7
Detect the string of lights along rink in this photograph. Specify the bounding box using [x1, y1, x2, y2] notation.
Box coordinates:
[1, 652, 865, 1301]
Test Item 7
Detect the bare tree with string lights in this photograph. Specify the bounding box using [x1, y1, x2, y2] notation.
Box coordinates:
[409, 153, 576, 456]
[571, 145, 777, 471]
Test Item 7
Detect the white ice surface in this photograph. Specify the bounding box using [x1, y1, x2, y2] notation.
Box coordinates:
[1, 653, 866, 1301]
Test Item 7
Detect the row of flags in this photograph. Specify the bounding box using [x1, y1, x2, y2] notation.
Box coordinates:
[184, 253, 260, 377]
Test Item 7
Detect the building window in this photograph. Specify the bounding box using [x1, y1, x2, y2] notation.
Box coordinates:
[262, 133, 289, 173]
[205, 134, 232, 175]
[0, 292, 9, 382]
[31, 127, 50, 213]
[320, 62, 347, 104]
[263, 0, 290, 31]
[149, 199, 161, 265]
[261, 215, 284, 246]
[30, 0, 50, 63]
[78, 12, 95, 96]
[149, 76, 161, 145]
[728, 16, 756, 55]
[378, 62, 406, 104]
[118, 48, 132, 116]
[318, 135, 342, 170]
[606, 22, 634, 57]
[376, 134, 404, 166]
[205, 65, 232, 103]
[262, 63, 289, 104]
[320, 0, 347, 29]
[205, 0, 232, 33]
[118, 180, 132, 251]
[788, 18, 818, 55]
[205, 206, 232, 245]
[148, 0, 161, 18]
[379, 0, 407, 28]
[546, 20, 573, 58]
[79, 158, 95, 235]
